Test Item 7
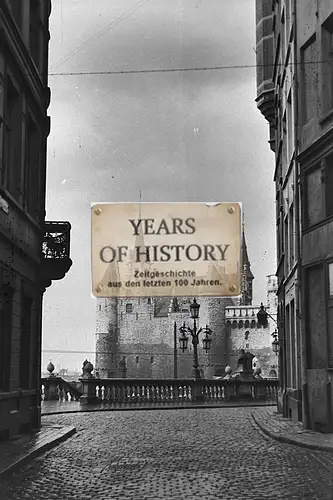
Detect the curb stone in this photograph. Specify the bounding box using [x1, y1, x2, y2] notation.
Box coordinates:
[0, 426, 76, 478]
[251, 412, 333, 454]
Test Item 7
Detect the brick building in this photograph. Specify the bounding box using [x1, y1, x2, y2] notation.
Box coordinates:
[255, 0, 333, 431]
[0, 1, 72, 439]
[95, 229, 278, 379]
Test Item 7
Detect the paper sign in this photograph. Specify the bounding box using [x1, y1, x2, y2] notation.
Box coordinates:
[91, 202, 241, 298]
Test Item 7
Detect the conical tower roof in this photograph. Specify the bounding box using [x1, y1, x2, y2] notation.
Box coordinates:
[241, 229, 254, 280]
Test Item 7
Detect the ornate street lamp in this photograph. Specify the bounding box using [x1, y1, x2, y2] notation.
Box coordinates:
[190, 298, 200, 319]
[202, 327, 213, 353]
[257, 302, 278, 327]
[179, 324, 189, 353]
[271, 329, 279, 355]
[257, 303, 268, 327]
[179, 299, 212, 379]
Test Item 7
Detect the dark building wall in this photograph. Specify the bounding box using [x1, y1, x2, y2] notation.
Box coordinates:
[0, 0, 52, 439]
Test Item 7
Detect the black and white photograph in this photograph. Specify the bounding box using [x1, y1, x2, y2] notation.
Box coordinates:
[0, 1, 333, 499]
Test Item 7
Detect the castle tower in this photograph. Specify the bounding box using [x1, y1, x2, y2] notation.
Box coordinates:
[95, 258, 119, 377]
[95, 297, 118, 378]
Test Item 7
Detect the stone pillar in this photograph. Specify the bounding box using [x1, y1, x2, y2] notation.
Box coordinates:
[79, 362, 98, 404]
[44, 362, 61, 401]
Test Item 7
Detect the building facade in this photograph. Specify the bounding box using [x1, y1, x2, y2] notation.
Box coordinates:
[256, 0, 333, 431]
[0, 1, 72, 440]
[95, 231, 278, 380]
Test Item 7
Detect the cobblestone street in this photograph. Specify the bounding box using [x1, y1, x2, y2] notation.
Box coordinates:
[1, 407, 333, 500]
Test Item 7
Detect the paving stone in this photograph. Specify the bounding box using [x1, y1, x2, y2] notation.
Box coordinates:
[0, 407, 332, 499]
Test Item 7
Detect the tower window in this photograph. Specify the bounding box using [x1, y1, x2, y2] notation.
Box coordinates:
[245, 331, 249, 340]
[126, 303, 133, 313]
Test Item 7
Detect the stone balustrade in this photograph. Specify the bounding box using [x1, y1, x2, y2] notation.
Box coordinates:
[41, 361, 279, 406]
[40, 377, 278, 405]
[41, 377, 82, 401]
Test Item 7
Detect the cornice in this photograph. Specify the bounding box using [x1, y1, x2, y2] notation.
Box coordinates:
[297, 127, 333, 168]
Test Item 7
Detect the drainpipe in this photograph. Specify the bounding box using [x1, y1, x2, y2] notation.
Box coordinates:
[292, 0, 308, 429]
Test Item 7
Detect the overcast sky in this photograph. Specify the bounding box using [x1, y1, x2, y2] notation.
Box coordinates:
[42, 0, 276, 372]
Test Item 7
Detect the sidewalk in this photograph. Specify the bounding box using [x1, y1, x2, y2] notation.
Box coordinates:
[0, 422, 76, 478]
[252, 407, 333, 453]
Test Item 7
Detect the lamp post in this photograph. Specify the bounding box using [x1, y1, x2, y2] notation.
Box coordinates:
[178, 298, 213, 380]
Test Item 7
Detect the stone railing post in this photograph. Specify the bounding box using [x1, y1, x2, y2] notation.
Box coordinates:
[192, 379, 204, 402]
[79, 361, 98, 404]
[253, 367, 266, 400]
[44, 362, 61, 401]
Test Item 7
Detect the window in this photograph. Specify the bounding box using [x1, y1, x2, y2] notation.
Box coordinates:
[0, 286, 13, 391]
[4, 77, 21, 199]
[285, 303, 290, 384]
[325, 154, 333, 217]
[126, 303, 133, 313]
[322, 14, 333, 114]
[287, 92, 293, 159]
[20, 296, 33, 389]
[147, 298, 151, 304]
[26, 116, 40, 219]
[244, 331, 249, 340]
[306, 265, 326, 369]
[245, 343, 249, 349]
[289, 204, 294, 268]
[329, 262, 333, 297]
[305, 167, 323, 226]
[136, 312, 138, 320]
[328, 262, 333, 367]
[150, 356, 154, 364]
[135, 356, 140, 364]
[290, 300, 296, 387]
[301, 36, 318, 124]
[284, 215, 289, 275]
